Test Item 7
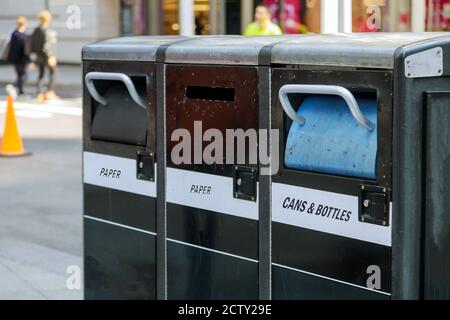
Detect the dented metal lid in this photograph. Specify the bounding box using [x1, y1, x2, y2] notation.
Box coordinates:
[271, 33, 450, 69]
[82, 36, 187, 62]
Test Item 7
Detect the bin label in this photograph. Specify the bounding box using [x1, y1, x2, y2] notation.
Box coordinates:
[272, 183, 392, 246]
[167, 168, 258, 220]
[83, 152, 156, 197]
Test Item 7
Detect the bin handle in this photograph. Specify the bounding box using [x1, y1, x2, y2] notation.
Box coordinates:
[85, 72, 146, 109]
[279, 84, 375, 132]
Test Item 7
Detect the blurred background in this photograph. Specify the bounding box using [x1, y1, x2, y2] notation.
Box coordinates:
[1, 0, 450, 64]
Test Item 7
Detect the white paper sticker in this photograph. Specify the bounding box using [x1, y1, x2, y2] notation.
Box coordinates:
[83, 152, 156, 197]
[167, 168, 258, 220]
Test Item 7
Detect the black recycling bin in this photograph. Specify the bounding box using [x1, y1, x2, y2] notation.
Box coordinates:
[81, 34, 450, 301]
[269, 33, 450, 300]
[82, 37, 184, 300]
[162, 36, 287, 299]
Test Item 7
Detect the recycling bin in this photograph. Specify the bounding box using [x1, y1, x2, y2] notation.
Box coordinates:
[82, 37, 184, 300]
[163, 36, 286, 299]
[269, 33, 450, 300]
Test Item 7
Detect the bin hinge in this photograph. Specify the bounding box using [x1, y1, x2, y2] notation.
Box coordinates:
[359, 185, 391, 227]
[137, 149, 155, 182]
[233, 165, 257, 202]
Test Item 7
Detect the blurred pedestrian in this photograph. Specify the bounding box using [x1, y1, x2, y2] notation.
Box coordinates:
[7, 16, 30, 96]
[29, 10, 58, 102]
[244, 5, 283, 36]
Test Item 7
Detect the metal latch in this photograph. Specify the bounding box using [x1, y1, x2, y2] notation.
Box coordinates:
[137, 149, 155, 182]
[359, 185, 390, 226]
[233, 166, 257, 202]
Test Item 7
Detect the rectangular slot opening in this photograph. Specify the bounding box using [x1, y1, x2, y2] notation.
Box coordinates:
[186, 86, 235, 102]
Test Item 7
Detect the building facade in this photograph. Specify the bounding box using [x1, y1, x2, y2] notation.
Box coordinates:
[1, 0, 449, 64]
[1, 0, 119, 63]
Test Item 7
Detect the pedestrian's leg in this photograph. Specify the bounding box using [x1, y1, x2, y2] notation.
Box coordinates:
[13, 64, 20, 91]
[37, 63, 45, 93]
[37, 63, 46, 102]
[48, 64, 55, 92]
[16, 63, 26, 95]
[45, 64, 57, 100]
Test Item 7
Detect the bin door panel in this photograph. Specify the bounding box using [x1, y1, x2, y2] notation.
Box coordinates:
[165, 64, 259, 299]
[424, 92, 450, 300]
[166, 65, 258, 166]
[271, 68, 393, 300]
[82, 61, 157, 300]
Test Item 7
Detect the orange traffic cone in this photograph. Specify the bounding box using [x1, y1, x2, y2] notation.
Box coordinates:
[0, 96, 29, 157]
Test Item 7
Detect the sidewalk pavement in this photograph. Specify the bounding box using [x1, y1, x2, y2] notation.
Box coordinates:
[0, 96, 83, 300]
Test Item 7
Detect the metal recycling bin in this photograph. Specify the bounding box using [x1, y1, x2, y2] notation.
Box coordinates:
[269, 33, 450, 300]
[81, 34, 450, 301]
[163, 36, 287, 299]
[82, 37, 184, 300]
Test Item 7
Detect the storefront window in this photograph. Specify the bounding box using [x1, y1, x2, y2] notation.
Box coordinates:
[352, 0, 412, 32]
[263, 0, 321, 34]
[426, 0, 450, 31]
[123, 0, 450, 37]
[163, 0, 180, 35]
[163, 0, 212, 35]
[120, 0, 148, 36]
[194, 0, 211, 35]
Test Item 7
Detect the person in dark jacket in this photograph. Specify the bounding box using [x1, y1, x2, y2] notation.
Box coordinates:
[7, 16, 29, 96]
[29, 10, 58, 102]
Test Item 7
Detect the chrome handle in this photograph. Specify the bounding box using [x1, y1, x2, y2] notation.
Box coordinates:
[85, 72, 146, 109]
[279, 84, 376, 132]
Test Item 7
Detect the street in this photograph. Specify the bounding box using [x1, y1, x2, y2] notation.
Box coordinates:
[0, 96, 83, 300]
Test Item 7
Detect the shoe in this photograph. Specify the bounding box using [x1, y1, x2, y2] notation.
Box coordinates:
[5, 84, 18, 99]
[37, 93, 46, 103]
[44, 91, 59, 100]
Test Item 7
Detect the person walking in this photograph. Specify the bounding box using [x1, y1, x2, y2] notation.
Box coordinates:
[244, 5, 283, 36]
[29, 10, 58, 102]
[7, 16, 30, 96]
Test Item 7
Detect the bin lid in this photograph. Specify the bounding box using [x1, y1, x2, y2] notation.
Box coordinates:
[271, 33, 450, 69]
[165, 35, 293, 65]
[82, 36, 187, 62]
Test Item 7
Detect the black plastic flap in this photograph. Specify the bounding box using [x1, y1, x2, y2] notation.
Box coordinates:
[91, 83, 147, 146]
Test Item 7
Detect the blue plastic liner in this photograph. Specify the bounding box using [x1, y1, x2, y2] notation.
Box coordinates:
[285, 95, 378, 180]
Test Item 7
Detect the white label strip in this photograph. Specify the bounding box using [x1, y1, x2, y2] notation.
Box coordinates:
[272, 183, 392, 247]
[83, 152, 156, 197]
[167, 168, 258, 220]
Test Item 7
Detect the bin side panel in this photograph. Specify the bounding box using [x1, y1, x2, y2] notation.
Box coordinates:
[424, 91, 450, 300]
